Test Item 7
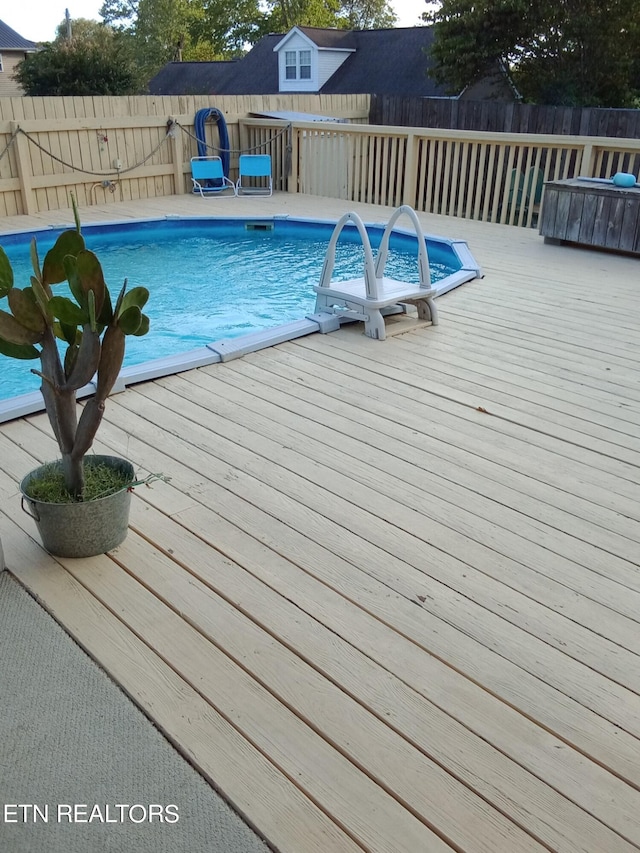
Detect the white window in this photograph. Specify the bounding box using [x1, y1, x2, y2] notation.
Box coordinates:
[285, 50, 297, 80]
[0, 54, 4, 73]
[299, 50, 311, 80]
[284, 49, 312, 81]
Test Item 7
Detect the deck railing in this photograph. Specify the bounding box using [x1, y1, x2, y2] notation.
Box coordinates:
[241, 118, 640, 228]
[1, 96, 637, 228]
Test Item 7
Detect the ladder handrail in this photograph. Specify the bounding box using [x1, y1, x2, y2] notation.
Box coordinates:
[374, 205, 432, 290]
[318, 211, 380, 300]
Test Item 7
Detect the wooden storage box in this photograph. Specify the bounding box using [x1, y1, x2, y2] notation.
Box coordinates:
[539, 178, 640, 255]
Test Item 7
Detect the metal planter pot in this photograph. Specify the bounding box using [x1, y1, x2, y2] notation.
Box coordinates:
[20, 455, 134, 558]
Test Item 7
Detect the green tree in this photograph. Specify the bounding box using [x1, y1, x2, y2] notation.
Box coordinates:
[338, 0, 396, 29]
[190, 0, 265, 57]
[14, 18, 140, 96]
[99, 0, 140, 28]
[133, 0, 198, 72]
[426, 0, 640, 106]
[105, 0, 263, 75]
[264, 0, 396, 30]
[244, 0, 336, 32]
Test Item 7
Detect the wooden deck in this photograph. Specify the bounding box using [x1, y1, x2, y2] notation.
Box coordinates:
[1, 194, 640, 852]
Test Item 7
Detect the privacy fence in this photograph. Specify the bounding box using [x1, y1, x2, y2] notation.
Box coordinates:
[1, 95, 638, 230]
[0, 94, 368, 217]
[370, 96, 640, 139]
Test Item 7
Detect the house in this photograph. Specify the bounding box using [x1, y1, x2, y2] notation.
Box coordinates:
[0, 20, 38, 96]
[148, 26, 519, 102]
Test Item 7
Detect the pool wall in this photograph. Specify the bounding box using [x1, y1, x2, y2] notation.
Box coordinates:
[0, 215, 482, 424]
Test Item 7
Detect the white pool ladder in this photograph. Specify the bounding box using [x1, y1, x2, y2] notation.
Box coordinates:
[313, 205, 439, 340]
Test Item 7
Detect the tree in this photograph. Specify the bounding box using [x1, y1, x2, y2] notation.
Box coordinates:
[102, 0, 264, 75]
[189, 0, 265, 57]
[264, 0, 396, 31]
[14, 18, 141, 96]
[338, 0, 396, 30]
[261, 0, 336, 31]
[133, 0, 200, 72]
[426, 0, 640, 106]
[99, 0, 140, 28]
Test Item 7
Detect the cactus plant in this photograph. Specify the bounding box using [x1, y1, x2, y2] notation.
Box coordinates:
[0, 199, 150, 500]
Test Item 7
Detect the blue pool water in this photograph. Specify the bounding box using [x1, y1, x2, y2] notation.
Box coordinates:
[0, 217, 464, 402]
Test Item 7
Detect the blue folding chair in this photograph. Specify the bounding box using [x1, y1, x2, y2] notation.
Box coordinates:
[236, 154, 272, 197]
[190, 156, 235, 198]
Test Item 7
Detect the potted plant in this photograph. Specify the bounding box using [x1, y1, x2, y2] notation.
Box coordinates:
[0, 199, 152, 558]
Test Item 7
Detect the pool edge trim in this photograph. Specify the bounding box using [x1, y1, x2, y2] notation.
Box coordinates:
[0, 214, 482, 424]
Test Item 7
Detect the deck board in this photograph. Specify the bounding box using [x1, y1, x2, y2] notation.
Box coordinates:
[417, 329, 640, 409]
[2, 194, 640, 852]
[221, 349, 640, 539]
[160, 368, 640, 647]
[133, 373, 640, 671]
[0, 515, 365, 853]
[213, 354, 640, 557]
[98, 386, 640, 744]
[285, 332, 640, 495]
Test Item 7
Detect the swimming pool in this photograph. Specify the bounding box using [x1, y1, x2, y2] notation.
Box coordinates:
[0, 215, 481, 419]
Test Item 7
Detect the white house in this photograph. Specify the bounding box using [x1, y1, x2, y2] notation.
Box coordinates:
[0, 19, 38, 97]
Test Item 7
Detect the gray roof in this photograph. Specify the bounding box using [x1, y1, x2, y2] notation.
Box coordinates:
[320, 27, 441, 97]
[148, 27, 452, 98]
[0, 19, 38, 50]
[296, 26, 357, 50]
[147, 61, 239, 96]
[208, 34, 283, 95]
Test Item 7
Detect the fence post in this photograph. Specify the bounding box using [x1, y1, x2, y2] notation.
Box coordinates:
[402, 131, 418, 206]
[170, 119, 185, 194]
[579, 142, 595, 177]
[238, 120, 249, 162]
[11, 123, 36, 215]
[288, 127, 299, 194]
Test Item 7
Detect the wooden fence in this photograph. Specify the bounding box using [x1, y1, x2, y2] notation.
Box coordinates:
[242, 118, 640, 228]
[370, 96, 640, 139]
[1, 95, 638, 230]
[0, 94, 369, 217]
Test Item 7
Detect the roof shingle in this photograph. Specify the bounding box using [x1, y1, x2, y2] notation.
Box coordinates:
[0, 19, 38, 50]
[148, 27, 451, 98]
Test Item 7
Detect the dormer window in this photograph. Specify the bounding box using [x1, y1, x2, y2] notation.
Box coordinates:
[285, 49, 311, 81]
[275, 27, 355, 93]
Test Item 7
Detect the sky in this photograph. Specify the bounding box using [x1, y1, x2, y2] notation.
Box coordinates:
[4, 0, 428, 44]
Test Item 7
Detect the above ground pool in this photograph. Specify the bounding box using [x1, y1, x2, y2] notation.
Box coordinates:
[0, 215, 481, 419]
